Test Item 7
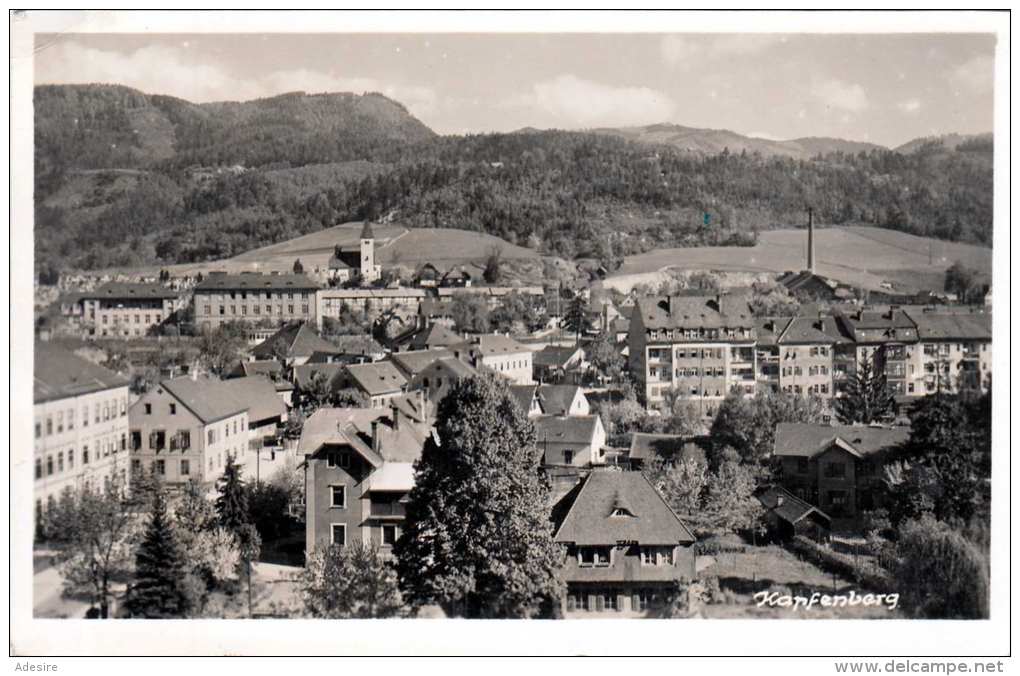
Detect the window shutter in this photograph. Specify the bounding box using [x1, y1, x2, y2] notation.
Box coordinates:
[632, 593, 641, 612]
[566, 595, 576, 612]
[617, 593, 626, 612]
[596, 595, 605, 612]
[588, 594, 597, 612]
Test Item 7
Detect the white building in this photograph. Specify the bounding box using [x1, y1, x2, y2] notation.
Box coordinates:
[34, 341, 131, 527]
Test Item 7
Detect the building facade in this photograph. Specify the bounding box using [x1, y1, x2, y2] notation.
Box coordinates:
[80, 282, 180, 339]
[552, 471, 697, 617]
[193, 272, 320, 331]
[34, 342, 131, 528]
[629, 294, 757, 411]
[128, 377, 250, 488]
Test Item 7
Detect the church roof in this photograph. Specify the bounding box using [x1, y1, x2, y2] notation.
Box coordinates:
[360, 221, 375, 239]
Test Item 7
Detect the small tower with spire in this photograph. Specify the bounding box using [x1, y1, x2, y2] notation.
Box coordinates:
[359, 220, 380, 283]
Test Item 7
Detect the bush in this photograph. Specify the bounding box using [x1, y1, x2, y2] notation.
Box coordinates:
[788, 536, 893, 592]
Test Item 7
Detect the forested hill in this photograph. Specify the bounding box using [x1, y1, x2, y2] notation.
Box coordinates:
[33, 84, 993, 276]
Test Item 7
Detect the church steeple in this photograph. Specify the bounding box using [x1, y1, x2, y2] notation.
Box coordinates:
[360, 220, 375, 240]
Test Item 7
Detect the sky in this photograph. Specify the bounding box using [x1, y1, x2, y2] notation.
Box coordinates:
[33, 32, 995, 148]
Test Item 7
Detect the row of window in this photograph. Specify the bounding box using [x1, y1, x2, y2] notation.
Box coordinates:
[675, 367, 726, 378]
[100, 313, 160, 325]
[648, 328, 752, 342]
[203, 304, 311, 317]
[567, 589, 663, 613]
[202, 291, 310, 302]
[34, 435, 124, 480]
[35, 398, 128, 439]
[327, 523, 400, 547]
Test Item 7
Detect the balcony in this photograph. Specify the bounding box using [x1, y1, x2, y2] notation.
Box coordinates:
[368, 501, 406, 519]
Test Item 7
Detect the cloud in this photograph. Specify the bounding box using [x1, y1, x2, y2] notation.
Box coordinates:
[512, 74, 676, 127]
[950, 55, 994, 93]
[812, 78, 869, 113]
[34, 41, 438, 117]
[897, 99, 922, 114]
[660, 34, 784, 68]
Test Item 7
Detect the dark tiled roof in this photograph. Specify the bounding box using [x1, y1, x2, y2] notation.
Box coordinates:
[533, 345, 582, 369]
[779, 317, 836, 345]
[83, 282, 178, 301]
[902, 310, 992, 341]
[533, 415, 600, 445]
[758, 486, 832, 526]
[634, 294, 754, 331]
[252, 322, 337, 360]
[406, 323, 463, 351]
[536, 384, 583, 416]
[508, 384, 538, 414]
[755, 317, 793, 348]
[465, 334, 531, 357]
[554, 471, 696, 546]
[293, 363, 345, 390]
[344, 362, 408, 397]
[389, 348, 455, 378]
[628, 433, 708, 465]
[773, 422, 910, 459]
[360, 221, 375, 240]
[34, 342, 129, 403]
[159, 376, 250, 424]
[412, 356, 476, 383]
[222, 375, 287, 423]
[195, 272, 320, 292]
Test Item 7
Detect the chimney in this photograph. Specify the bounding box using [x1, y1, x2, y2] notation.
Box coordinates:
[776, 495, 785, 507]
[807, 207, 815, 274]
[371, 419, 381, 453]
[390, 401, 401, 432]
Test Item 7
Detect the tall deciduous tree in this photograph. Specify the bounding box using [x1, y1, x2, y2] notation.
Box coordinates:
[299, 543, 404, 618]
[395, 375, 565, 618]
[51, 477, 138, 618]
[893, 515, 989, 619]
[834, 351, 894, 424]
[124, 485, 195, 618]
[710, 389, 825, 466]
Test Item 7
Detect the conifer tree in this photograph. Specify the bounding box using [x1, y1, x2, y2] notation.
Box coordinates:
[395, 375, 565, 618]
[124, 485, 194, 618]
[215, 454, 250, 535]
[834, 351, 895, 424]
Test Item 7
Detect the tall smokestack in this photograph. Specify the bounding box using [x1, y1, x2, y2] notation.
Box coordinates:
[807, 207, 815, 274]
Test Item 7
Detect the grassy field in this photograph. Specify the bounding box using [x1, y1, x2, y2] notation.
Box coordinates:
[139, 222, 542, 277]
[698, 543, 900, 619]
[611, 226, 992, 294]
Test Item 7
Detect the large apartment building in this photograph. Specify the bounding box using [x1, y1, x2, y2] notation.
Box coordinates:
[80, 282, 180, 339]
[633, 298, 992, 410]
[628, 294, 757, 410]
[193, 272, 320, 331]
[34, 342, 131, 528]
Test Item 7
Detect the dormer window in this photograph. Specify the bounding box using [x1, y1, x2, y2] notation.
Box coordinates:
[578, 546, 612, 568]
[610, 507, 635, 518]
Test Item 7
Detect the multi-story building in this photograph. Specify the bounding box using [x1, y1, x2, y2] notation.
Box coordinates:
[300, 404, 428, 554]
[533, 414, 607, 468]
[755, 317, 792, 394]
[34, 342, 131, 526]
[80, 282, 180, 339]
[449, 334, 534, 386]
[834, 308, 920, 398]
[193, 272, 320, 331]
[552, 470, 697, 617]
[318, 287, 427, 325]
[127, 376, 251, 488]
[903, 309, 992, 395]
[773, 422, 910, 529]
[776, 316, 836, 399]
[628, 294, 757, 410]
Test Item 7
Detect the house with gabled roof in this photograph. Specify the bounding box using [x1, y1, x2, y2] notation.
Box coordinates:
[552, 470, 697, 617]
[128, 376, 252, 488]
[533, 414, 606, 468]
[533, 345, 585, 383]
[757, 485, 831, 540]
[407, 356, 477, 416]
[773, 422, 910, 529]
[299, 404, 428, 554]
[337, 361, 408, 407]
[395, 322, 464, 352]
[451, 334, 533, 386]
[251, 321, 338, 366]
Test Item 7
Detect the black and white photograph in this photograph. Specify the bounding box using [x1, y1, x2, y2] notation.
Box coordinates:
[8, 8, 1011, 667]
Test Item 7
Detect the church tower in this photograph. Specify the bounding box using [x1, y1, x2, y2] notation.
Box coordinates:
[359, 220, 379, 283]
